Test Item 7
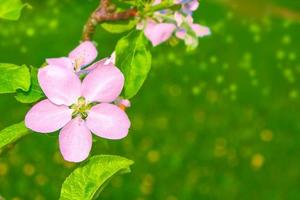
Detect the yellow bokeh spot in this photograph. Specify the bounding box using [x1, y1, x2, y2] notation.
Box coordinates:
[192, 86, 201, 96]
[26, 28, 35, 37]
[229, 84, 237, 92]
[140, 174, 154, 195]
[254, 35, 261, 43]
[276, 50, 285, 60]
[206, 90, 219, 103]
[210, 56, 218, 64]
[35, 194, 45, 200]
[49, 19, 58, 29]
[166, 196, 178, 200]
[260, 129, 273, 142]
[289, 90, 298, 99]
[282, 35, 291, 45]
[147, 150, 160, 163]
[251, 153, 264, 170]
[0, 163, 8, 176]
[288, 52, 296, 61]
[35, 174, 48, 186]
[216, 75, 224, 84]
[214, 138, 227, 157]
[23, 163, 35, 176]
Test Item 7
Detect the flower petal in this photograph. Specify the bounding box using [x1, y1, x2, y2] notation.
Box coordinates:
[84, 59, 106, 72]
[175, 29, 186, 39]
[107, 52, 116, 65]
[86, 103, 130, 140]
[114, 97, 131, 108]
[192, 24, 211, 37]
[174, 12, 184, 26]
[68, 41, 98, 67]
[25, 99, 72, 133]
[59, 117, 92, 162]
[82, 64, 124, 103]
[84, 52, 116, 73]
[38, 65, 81, 106]
[46, 57, 74, 71]
[187, 0, 199, 11]
[153, 0, 161, 5]
[182, 0, 199, 14]
[144, 21, 176, 46]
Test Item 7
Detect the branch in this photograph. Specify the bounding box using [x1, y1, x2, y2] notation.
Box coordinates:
[82, 0, 137, 41]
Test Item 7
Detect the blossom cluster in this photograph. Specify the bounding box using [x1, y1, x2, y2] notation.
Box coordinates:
[25, 42, 131, 162]
[138, 0, 210, 47]
[23, 0, 210, 164]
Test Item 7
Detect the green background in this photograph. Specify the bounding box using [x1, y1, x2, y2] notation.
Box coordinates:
[1, 0, 300, 199]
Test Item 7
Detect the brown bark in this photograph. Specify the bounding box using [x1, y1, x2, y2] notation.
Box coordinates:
[82, 0, 137, 41]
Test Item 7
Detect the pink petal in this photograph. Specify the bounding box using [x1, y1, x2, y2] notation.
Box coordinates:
[46, 57, 74, 71]
[84, 59, 106, 72]
[38, 65, 81, 106]
[68, 41, 98, 67]
[153, 0, 161, 5]
[187, 0, 199, 11]
[144, 21, 176, 46]
[59, 117, 92, 163]
[86, 103, 130, 140]
[174, 12, 184, 26]
[114, 97, 131, 108]
[84, 52, 116, 73]
[186, 15, 195, 25]
[192, 24, 211, 37]
[105, 52, 116, 65]
[82, 64, 124, 103]
[25, 99, 72, 133]
[175, 29, 186, 39]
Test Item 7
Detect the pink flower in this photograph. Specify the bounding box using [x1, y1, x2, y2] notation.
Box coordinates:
[174, 12, 211, 41]
[144, 20, 176, 46]
[142, 13, 210, 47]
[174, 0, 199, 15]
[80, 51, 116, 75]
[138, 0, 209, 47]
[25, 60, 130, 163]
[46, 41, 98, 72]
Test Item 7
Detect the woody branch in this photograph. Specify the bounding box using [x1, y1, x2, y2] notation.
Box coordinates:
[82, 0, 137, 41]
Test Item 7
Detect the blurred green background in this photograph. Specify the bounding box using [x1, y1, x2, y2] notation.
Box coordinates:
[1, 0, 300, 199]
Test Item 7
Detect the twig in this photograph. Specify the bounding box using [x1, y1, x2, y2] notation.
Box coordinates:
[82, 0, 137, 41]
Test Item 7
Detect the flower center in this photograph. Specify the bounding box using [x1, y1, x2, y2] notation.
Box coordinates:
[70, 97, 92, 119]
[74, 57, 84, 72]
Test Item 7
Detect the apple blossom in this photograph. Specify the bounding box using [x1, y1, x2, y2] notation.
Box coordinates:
[138, 0, 210, 47]
[25, 60, 130, 163]
[174, 12, 211, 47]
[174, 0, 199, 15]
[46, 41, 98, 72]
[79, 51, 116, 75]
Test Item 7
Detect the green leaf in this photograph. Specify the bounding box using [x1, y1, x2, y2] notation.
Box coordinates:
[101, 20, 137, 33]
[15, 67, 44, 103]
[101, 19, 137, 34]
[59, 155, 134, 200]
[0, 63, 31, 94]
[0, 0, 29, 20]
[115, 30, 152, 99]
[0, 121, 31, 150]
